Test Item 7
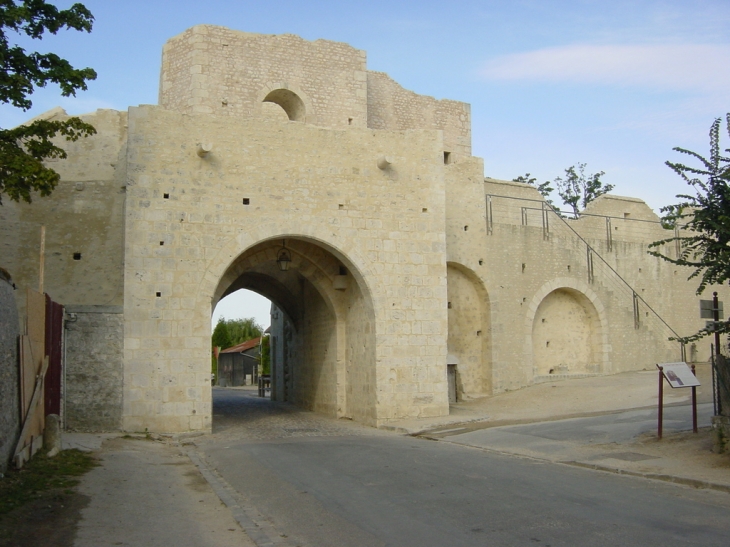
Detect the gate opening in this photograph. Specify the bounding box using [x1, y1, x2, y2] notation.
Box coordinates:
[211, 237, 376, 425]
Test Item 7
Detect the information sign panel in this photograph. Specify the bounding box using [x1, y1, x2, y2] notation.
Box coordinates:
[700, 299, 724, 319]
[658, 362, 700, 388]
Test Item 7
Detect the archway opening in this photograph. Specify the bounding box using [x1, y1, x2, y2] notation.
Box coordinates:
[532, 288, 601, 377]
[211, 237, 376, 424]
[446, 263, 491, 401]
[262, 89, 306, 122]
[212, 289, 271, 388]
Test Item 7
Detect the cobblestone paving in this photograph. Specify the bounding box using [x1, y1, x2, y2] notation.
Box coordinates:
[205, 387, 388, 442]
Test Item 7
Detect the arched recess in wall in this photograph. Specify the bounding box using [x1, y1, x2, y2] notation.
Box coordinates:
[526, 279, 608, 379]
[446, 262, 492, 398]
[209, 236, 377, 425]
[257, 82, 314, 123]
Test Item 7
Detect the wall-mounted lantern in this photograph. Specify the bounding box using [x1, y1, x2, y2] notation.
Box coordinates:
[277, 240, 292, 271]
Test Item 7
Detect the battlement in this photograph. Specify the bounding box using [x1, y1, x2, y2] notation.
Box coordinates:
[159, 25, 471, 157]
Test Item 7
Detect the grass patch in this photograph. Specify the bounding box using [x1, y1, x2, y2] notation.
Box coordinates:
[0, 449, 98, 515]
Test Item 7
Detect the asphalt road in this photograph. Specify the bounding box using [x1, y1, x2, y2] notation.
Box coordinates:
[197, 389, 730, 547]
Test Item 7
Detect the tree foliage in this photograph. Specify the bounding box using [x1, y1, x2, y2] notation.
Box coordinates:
[211, 317, 263, 350]
[211, 318, 232, 351]
[0, 1, 97, 205]
[649, 114, 730, 342]
[514, 164, 612, 216]
[512, 173, 556, 209]
[554, 163, 613, 217]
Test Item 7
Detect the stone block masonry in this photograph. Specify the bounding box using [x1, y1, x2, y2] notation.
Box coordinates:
[64, 306, 123, 431]
[1, 25, 727, 434]
[0, 272, 20, 472]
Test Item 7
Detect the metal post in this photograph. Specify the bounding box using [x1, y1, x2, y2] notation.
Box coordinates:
[542, 203, 550, 240]
[485, 195, 493, 235]
[714, 292, 721, 357]
[658, 365, 664, 439]
[712, 344, 720, 416]
[586, 247, 594, 283]
[691, 364, 698, 433]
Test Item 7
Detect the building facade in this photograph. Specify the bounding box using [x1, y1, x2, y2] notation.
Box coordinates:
[0, 25, 720, 432]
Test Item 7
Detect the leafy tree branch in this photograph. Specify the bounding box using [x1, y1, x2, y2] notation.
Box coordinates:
[513, 163, 613, 216]
[0, 1, 96, 204]
[649, 114, 730, 343]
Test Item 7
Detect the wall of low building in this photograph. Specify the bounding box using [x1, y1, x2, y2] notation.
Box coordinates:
[0, 271, 20, 473]
[64, 306, 124, 431]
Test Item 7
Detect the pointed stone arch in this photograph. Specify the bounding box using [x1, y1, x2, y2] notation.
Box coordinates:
[446, 261, 492, 398]
[201, 223, 379, 423]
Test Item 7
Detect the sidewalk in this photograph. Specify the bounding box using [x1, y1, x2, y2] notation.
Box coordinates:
[385, 364, 730, 493]
[63, 435, 256, 547]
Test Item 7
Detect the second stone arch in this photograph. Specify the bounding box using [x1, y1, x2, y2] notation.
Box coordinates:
[446, 262, 492, 401]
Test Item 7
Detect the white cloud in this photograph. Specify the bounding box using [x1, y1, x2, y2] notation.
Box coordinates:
[480, 44, 730, 94]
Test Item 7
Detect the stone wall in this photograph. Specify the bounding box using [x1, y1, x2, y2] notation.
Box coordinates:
[64, 306, 123, 431]
[447, 264, 490, 398]
[0, 108, 127, 323]
[0, 270, 19, 473]
[121, 105, 448, 431]
[3, 24, 726, 434]
[367, 71, 471, 157]
[159, 25, 471, 160]
[160, 25, 369, 129]
[290, 281, 338, 415]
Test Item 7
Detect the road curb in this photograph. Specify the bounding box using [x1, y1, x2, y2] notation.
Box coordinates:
[562, 460, 730, 494]
[183, 446, 296, 547]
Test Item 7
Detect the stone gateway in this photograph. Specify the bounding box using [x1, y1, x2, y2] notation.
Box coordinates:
[0, 25, 722, 433]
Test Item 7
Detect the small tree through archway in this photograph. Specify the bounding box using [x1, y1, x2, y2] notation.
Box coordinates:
[212, 289, 272, 386]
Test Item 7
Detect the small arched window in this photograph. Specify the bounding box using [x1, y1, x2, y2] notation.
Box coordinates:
[263, 89, 305, 122]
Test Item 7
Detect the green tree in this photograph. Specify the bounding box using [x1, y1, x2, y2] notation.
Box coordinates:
[211, 318, 232, 350]
[225, 317, 263, 346]
[0, 1, 97, 204]
[554, 163, 613, 217]
[512, 172, 556, 209]
[649, 114, 730, 342]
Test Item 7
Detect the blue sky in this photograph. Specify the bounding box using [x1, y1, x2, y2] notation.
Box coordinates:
[3, 0, 729, 328]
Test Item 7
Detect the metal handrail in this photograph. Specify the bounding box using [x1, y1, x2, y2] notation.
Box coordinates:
[485, 193, 684, 343]
[483, 193, 676, 225]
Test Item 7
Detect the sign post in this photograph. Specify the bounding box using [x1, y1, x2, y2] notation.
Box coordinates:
[656, 362, 701, 439]
[700, 295, 724, 415]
